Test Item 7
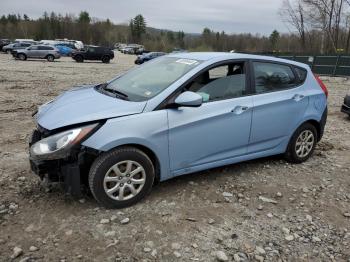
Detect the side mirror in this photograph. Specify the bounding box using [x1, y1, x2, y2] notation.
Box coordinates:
[175, 91, 203, 107]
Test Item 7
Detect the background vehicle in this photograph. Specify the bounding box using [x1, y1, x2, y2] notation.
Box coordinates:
[3, 42, 33, 53]
[54, 44, 73, 56]
[14, 45, 61, 61]
[135, 52, 166, 64]
[71, 45, 114, 63]
[39, 40, 60, 46]
[14, 38, 35, 43]
[341, 92, 350, 117]
[0, 39, 11, 51]
[171, 48, 187, 53]
[55, 39, 84, 49]
[114, 43, 127, 50]
[121, 47, 134, 54]
[121, 44, 144, 54]
[29, 52, 328, 208]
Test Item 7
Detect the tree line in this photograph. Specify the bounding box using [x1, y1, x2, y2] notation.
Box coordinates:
[0, 7, 349, 54]
[280, 0, 350, 53]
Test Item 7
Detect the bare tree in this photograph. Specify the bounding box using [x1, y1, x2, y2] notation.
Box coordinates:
[280, 0, 308, 50]
[303, 0, 348, 53]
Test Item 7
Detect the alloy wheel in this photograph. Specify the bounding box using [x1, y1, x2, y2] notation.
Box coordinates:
[295, 130, 315, 158]
[103, 160, 146, 201]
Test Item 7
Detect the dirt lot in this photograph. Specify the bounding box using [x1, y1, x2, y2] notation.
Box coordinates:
[0, 52, 349, 262]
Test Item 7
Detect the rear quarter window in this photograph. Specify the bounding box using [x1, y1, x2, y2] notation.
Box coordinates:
[294, 67, 307, 83]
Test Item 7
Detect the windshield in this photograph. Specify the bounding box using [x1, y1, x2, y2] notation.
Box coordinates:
[105, 57, 202, 101]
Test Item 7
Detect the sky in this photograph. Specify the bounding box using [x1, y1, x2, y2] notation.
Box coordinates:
[0, 0, 288, 35]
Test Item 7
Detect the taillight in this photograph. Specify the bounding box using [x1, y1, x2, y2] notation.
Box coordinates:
[313, 73, 328, 98]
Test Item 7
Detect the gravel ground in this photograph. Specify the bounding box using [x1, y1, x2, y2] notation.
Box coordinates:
[0, 52, 349, 262]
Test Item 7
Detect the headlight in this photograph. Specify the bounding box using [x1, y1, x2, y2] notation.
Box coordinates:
[30, 123, 98, 160]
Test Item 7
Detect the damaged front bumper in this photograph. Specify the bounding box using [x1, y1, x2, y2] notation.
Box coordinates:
[29, 127, 98, 196]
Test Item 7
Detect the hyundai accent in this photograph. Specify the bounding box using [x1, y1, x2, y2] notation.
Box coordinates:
[29, 52, 328, 208]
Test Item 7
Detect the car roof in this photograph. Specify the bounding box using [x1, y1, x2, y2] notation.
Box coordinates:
[167, 52, 309, 69]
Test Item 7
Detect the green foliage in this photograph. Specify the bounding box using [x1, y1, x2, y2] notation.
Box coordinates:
[269, 30, 280, 51]
[78, 11, 91, 24]
[129, 14, 146, 43]
[0, 11, 347, 54]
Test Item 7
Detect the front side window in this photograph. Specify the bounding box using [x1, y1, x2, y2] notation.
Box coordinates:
[187, 62, 246, 102]
[253, 62, 297, 94]
[105, 57, 202, 101]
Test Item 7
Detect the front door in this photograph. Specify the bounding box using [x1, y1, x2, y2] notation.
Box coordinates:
[167, 61, 253, 174]
[28, 46, 40, 58]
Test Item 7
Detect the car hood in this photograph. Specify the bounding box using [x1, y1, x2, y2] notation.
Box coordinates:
[36, 85, 147, 130]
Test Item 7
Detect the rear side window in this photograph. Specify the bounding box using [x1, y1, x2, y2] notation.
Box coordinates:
[294, 67, 307, 83]
[38, 46, 53, 50]
[253, 62, 297, 94]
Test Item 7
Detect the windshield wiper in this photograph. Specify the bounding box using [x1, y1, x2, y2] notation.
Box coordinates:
[99, 83, 129, 100]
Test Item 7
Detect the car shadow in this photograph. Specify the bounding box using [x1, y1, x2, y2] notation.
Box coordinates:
[30, 154, 285, 209]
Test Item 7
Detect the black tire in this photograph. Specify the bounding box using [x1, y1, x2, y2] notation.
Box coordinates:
[101, 56, 110, 63]
[17, 53, 26, 61]
[285, 123, 317, 163]
[89, 146, 155, 209]
[75, 55, 84, 63]
[46, 55, 54, 62]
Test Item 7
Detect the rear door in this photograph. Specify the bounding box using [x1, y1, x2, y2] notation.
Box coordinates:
[38, 46, 50, 58]
[248, 60, 309, 154]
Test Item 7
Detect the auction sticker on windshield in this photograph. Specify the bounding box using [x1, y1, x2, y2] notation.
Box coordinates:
[175, 59, 199, 65]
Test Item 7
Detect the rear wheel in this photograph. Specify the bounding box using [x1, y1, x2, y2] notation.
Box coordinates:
[75, 55, 84, 63]
[17, 53, 26, 61]
[6, 50, 11, 54]
[46, 55, 54, 62]
[102, 55, 110, 63]
[89, 147, 155, 209]
[285, 123, 317, 163]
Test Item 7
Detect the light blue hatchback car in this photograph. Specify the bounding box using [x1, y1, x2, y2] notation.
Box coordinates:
[29, 52, 328, 208]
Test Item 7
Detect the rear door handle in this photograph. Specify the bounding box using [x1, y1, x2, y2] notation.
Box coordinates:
[231, 106, 249, 115]
[292, 94, 305, 102]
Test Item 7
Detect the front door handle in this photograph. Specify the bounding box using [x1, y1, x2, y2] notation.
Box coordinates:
[292, 94, 305, 102]
[231, 106, 249, 115]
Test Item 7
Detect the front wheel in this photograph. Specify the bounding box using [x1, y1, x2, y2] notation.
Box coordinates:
[74, 55, 84, 63]
[89, 147, 155, 209]
[285, 123, 317, 163]
[18, 53, 26, 61]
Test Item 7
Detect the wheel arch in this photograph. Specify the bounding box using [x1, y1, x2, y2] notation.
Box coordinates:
[304, 119, 321, 141]
[17, 52, 26, 57]
[102, 143, 161, 184]
[292, 118, 321, 142]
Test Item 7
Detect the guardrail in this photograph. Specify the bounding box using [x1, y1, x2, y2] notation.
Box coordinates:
[276, 55, 350, 77]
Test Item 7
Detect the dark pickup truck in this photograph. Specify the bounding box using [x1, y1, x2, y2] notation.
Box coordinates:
[71, 45, 114, 63]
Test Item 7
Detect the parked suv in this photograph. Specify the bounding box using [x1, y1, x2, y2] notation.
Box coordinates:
[13, 45, 61, 62]
[3, 42, 32, 53]
[29, 53, 328, 209]
[71, 45, 114, 63]
[135, 52, 166, 64]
